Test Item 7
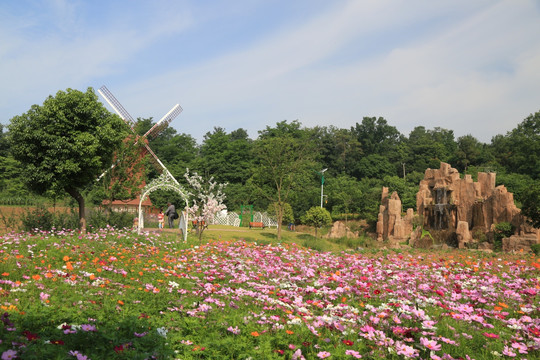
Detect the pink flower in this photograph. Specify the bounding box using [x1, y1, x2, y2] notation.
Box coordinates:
[511, 342, 528, 354]
[317, 351, 331, 359]
[1, 350, 17, 360]
[345, 349, 362, 358]
[420, 337, 441, 351]
[396, 343, 419, 357]
[502, 346, 517, 357]
[292, 349, 306, 360]
[81, 324, 97, 332]
[227, 326, 240, 335]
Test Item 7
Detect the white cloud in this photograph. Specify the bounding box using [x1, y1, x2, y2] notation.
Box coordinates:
[1, 0, 539, 144]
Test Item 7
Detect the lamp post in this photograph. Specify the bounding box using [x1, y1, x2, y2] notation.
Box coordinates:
[319, 168, 327, 208]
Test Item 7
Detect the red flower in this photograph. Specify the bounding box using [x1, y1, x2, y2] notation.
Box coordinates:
[51, 339, 65, 345]
[22, 330, 39, 341]
[342, 340, 354, 346]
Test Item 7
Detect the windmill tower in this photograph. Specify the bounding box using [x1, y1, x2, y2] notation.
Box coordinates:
[97, 85, 182, 212]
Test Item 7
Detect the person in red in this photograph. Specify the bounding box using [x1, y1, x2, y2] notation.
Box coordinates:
[157, 210, 164, 230]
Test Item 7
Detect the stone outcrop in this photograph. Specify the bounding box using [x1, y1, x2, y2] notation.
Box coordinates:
[376, 188, 413, 242]
[456, 220, 472, 249]
[502, 234, 539, 253]
[326, 221, 358, 239]
[376, 162, 539, 251]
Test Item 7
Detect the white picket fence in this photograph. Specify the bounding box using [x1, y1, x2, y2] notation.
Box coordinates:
[210, 211, 277, 228]
[253, 211, 278, 228]
[211, 212, 241, 227]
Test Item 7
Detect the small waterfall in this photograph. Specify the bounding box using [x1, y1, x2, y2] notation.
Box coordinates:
[429, 187, 454, 230]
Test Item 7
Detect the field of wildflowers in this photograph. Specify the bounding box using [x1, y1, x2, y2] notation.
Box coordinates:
[0, 227, 538, 359]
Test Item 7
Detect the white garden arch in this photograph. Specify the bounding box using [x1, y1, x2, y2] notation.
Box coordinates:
[138, 172, 189, 241]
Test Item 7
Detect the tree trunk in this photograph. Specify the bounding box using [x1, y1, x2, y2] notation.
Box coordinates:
[277, 205, 283, 241]
[198, 223, 204, 241]
[65, 187, 86, 233]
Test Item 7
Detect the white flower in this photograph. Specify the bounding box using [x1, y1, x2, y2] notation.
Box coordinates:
[157, 327, 168, 338]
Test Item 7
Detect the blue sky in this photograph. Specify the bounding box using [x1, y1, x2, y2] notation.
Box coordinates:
[1, 0, 539, 143]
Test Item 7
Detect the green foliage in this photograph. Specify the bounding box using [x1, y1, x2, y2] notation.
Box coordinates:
[302, 206, 332, 238]
[20, 205, 79, 232]
[251, 134, 316, 240]
[8, 88, 128, 231]
[493, 222, 514, 251]
[531, 243, 540, 256]
[19, 206, 135, 232]
[87, 209, 136, 230]
[520, 180, 540, 228]
[491, 111, 540, 179]
[326, 174, 363, 222]
[267, 202, 294, 224]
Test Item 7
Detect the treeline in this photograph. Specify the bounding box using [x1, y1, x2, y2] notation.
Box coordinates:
[1, 111, 539, 228]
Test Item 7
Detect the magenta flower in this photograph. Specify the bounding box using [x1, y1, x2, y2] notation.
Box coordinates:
[317, 351, 331, 358]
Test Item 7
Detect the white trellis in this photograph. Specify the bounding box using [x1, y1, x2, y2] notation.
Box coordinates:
[211, 212, 241, 227]
[253, 211, 278, 228]
[138, 172, 189, 241]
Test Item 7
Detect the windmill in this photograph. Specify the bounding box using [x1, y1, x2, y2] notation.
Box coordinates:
[97, 85, 182, 186]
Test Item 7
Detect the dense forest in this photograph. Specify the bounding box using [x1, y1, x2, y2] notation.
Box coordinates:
[1, 109, 539, 229]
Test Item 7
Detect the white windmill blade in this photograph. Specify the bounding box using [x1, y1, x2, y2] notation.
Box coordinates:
[144, 104, 183, 139]
[142, 142, 180, 185]
[98, 86, 136, 130]
[97, 162, 118, 182]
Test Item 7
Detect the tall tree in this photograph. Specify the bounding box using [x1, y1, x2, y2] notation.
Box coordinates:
[405, 126, 456, 173]
[251, 136, 316, 240]
[352, 117, 402, 156]
[326, 174, 363, 224]
[491, 111, 540, 179]
[452, 134, 484, 172]
[8, 88, 127, 232]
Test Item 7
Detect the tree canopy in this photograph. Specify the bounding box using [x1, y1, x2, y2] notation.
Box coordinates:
[8, 88, 127, 231]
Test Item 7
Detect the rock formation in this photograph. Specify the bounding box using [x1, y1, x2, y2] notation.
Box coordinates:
[376, 188, 413, 242]
[377, 162, 539, 251]
[326, 221, 358, 239]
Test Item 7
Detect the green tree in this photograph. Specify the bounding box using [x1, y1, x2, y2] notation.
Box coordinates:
[302, 206, 332, 238]
[8, 88, 127, 232]
[453, 134, 483, 172]
[352, 117, 402, 156]
[0, 124, 9, 157]
[491, 111, 540, 179]
[520, 180, 540, 228]
[251, 136, 316, 240]
[405, 126, 456, 173]
[326, 174, 362, 224]
[267, 202, 294, 225]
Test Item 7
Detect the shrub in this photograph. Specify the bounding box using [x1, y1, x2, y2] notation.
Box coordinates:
[20, 204, 54, 231]
[87, 209, 135, 230]
[493, 222, 514, 251]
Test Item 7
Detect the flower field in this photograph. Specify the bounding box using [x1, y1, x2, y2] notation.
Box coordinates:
[0, 228, 538, 359]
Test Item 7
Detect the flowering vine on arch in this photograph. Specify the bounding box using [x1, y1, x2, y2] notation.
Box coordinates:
[138, 172, 189, 241]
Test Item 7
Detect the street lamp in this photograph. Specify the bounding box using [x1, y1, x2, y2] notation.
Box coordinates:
[319, 168, 327, 208]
